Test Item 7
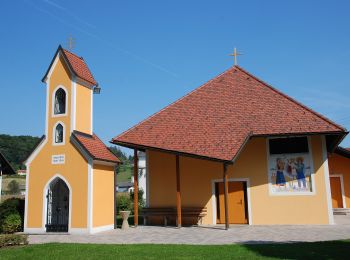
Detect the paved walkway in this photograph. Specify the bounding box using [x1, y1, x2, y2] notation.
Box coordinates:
[28, 216, 350, 245]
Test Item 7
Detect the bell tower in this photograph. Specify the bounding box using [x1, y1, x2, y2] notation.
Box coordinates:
[24, 46, 119, 234]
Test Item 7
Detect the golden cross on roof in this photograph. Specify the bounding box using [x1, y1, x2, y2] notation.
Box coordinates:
[67, 34, 76, 51]
[229, 47, 243, 65]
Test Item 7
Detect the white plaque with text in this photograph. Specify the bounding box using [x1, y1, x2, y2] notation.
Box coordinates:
[52, 154, 65, 165]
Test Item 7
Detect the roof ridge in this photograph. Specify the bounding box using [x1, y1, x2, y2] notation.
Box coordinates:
[112, 66, 237, 142]
[62, 47, 83, 60]
[234, 66, 346, 132]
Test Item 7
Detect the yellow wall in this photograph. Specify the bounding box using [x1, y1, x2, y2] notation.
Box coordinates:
[27, 56, 89, 229]
[93, 164, 115, 227]
[148, 135, 331, 225]
[329, 153, 350, 208]
[75, 83, 92, 134]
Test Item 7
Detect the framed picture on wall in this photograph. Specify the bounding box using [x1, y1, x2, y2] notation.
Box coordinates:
[268, 137, 314, 195]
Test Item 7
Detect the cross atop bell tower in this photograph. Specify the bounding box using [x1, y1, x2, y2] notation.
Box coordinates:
[229, 47, 243, 65]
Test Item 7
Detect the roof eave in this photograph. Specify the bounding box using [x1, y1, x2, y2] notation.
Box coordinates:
[110, 139, 233, 164]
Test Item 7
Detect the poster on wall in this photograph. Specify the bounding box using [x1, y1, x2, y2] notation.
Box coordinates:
[268, 153, 313, 194]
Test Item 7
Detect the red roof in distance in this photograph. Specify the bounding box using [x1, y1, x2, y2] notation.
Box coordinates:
[112, 66, 346, 162]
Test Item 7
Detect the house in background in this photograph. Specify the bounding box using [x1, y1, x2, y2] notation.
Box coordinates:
[112, 65, 347, 228]
[0, 151, 16, 202]
[24, 46, 120, 234]
[17, 170, 26, 176]
[328, 146, 350, 215]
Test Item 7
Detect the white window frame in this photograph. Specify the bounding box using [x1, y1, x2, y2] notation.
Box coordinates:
[52, 85, 68, 117]
[52, 121, 66, 146]
[266, 136, 316, 196]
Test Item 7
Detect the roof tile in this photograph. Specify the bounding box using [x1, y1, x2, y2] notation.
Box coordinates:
[112, 66, 346, 161]
[73, 131, 120, 163]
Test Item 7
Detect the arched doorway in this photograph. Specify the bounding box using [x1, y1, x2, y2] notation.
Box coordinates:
[46, 178, 69, 232]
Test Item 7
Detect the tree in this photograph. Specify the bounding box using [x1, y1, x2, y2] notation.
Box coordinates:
[7, 180, 20, 194]
[0, 134, 41, 170]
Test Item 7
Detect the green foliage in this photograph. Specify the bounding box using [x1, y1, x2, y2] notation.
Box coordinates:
[0, 234, 28, 248]
[116, 193, 132, 213]
[0, 198, 25, 233]
[2, 214, 21, 234]
[0, 134, 40, 171]
[130, 189, 145, 213]
[116, 189, 145, 214]
[108, 146, 130, 164]
[117, 164, 132, 182]
[7, 180, 20, 194]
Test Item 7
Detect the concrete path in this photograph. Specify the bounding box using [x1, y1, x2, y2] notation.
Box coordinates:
[28, 216, 350, 245]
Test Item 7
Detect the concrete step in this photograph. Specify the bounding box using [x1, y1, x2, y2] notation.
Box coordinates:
[333, 208, 350, 215]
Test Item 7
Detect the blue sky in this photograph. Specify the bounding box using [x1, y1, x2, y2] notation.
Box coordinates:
[1, 0, 350, 153]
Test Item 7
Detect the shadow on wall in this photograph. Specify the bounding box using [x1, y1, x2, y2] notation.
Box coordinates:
[242, 240, 350, 260]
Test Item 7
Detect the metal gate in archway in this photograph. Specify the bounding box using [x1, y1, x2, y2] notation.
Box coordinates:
[46, 178, 69, 232]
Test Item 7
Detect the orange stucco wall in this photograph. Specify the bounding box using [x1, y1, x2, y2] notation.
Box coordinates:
[93, 164, 115, 227]
[148, 135, 331, 225]
[328, 153, 350, 208]
[75, 83, 92, 134]
[27, 56, 89, 229]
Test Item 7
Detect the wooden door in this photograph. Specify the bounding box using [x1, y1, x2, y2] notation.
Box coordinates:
[330, 177, 343, 208]
[217, 181, 248, 224]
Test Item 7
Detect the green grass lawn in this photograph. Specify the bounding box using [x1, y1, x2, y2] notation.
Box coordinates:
[117, 164, 132, 182]
[1, 240, 350, 259]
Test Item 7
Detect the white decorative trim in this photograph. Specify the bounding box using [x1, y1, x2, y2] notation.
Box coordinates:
[211, 178, 252, 225]
[24, 137, 47, 165]
[87, 160, 93, 232]
[266, 136, 316, 196]
[23, 227, 46, 234]
[146, 150, 150, 207]
[52, 121, 66, 146]
[45, 80, 50, 137]
[44, 53, 60, 83]
[71, 79, 77, 132]
[329, 174, 347, 208]
[23, 166, 30, 229]
[91, 224, 114, 234]
[51, 85, 68, 118]
[90, 87, 93, 135]
[42, 174, 73, 232]
[321, 135, 335, 225]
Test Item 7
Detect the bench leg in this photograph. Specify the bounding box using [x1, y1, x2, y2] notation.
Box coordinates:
[144, 216, 147, 226]
[164, 216, 168, 227]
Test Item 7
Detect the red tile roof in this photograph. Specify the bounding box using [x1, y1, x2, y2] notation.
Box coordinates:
[72, 131, 120, 163]
[42, 45, 97, 86]
[62, 48, 97, 85]
[112, 66, 347, 161]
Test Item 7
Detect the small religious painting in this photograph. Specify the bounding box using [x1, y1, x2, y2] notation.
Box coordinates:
[268, 153, 313, 194]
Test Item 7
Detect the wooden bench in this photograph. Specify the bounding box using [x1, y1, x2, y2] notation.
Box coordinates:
[142, 207, 207, 226]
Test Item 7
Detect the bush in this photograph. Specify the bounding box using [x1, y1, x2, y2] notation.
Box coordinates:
[130, 189, 145, 214]
[0, 234, 28, 248]
[2, 214, 22, 234]
[116, 193, 132, 213]
[7, 180, 20, 194]
[0, 198, 25, 233]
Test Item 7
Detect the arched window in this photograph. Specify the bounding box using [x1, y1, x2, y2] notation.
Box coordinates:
[54, 88, 66, 115]
[55, 123, 64, 144]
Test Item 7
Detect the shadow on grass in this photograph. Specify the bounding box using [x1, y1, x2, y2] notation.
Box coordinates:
[242, 239, 350, 259]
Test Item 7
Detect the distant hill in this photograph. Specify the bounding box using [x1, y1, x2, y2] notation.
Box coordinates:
[0, 134, 41, 170]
